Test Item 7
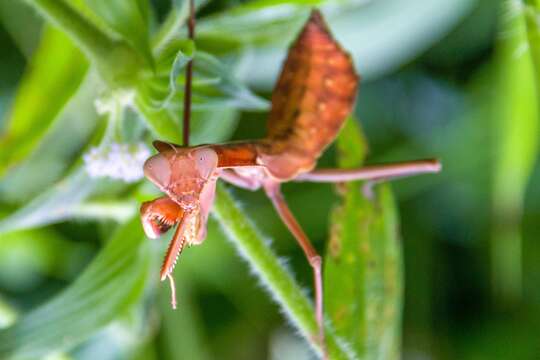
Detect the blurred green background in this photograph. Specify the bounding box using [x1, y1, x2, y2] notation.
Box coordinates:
[1, 0, 540, 359]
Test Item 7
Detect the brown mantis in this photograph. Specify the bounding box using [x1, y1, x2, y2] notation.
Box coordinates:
[140, 9, 440, 356]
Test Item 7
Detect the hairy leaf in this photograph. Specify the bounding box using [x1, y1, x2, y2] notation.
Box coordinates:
[197, 0, 325, 50]
[0, 72, 100, 204]
[213, 185, 356, 360]
[0, 217, 150, 359]
[158, 39, 195, 109]
[140, 46, 268, 112]
[0, 169, 103, 235]
[0, 26, 88, 177]
[227, 0, 475, 87]
[83, 0, 153, 66]
[324, 118, 403, 358]
[491, 1, 539, 302]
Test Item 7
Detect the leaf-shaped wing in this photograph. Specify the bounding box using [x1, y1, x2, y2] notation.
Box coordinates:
[265, 10, 358, 164]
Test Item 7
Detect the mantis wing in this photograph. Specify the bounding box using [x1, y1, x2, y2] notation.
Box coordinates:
[259, 10, 359, 180]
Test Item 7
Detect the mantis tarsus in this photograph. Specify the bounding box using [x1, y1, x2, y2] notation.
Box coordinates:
[140, 10, 441, 356]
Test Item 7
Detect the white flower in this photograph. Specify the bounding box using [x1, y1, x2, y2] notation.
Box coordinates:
[83, 142, 150, 183]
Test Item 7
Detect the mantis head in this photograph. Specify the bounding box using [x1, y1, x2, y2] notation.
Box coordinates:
[143, 143, 218, 210]
[140, 142, 220, 301]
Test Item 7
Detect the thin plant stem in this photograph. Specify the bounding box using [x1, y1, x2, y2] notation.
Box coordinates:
[183, 0, 196, 146]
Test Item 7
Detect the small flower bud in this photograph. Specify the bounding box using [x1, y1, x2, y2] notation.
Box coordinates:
[83, 142, 150, 183]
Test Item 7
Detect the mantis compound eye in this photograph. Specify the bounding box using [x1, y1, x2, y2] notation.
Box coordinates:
[143, 153, 171, 190]
[192, 148, 218, 180]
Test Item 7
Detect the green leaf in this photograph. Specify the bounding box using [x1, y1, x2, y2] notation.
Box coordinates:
[212, 184, 356, 360]
[134, 96, 182, 143]
[160, 40, 195, 109]
[491, 2, 539, 303]
[158, 279, 212, 360]
[22, 0, 123, 75]
[0, 227, 91, 290]
[0, 217, 150, 359]
[324, 118, 403, 358]
[226, 0, 475, 87]
[0, 72, 100, 204]
[0, 26, 88, 177]
[0, 297, 17, 330]
[189, 107, 238, 145]
[83, 0, 153, 66]
[524, 3, 540, 80]
[152, 0, 209, 54]
[192, 52, 268, 110]
[69, 200, 137, 222]
[140, 46, 268, 112]
[71, 303, 158, 359]
[135, 48, 267, 142]
[197, 0, 324, 51]
[0, 0, 42, 57]
[0, 169, 102, 235]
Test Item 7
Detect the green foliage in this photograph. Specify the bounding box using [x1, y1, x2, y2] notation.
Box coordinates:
[0, 217, 150, 359]
[83, 0, 153, 66]
[0, 26, 88, 177]
[2, 0, 537, 359]
[24, 0, 135, 85]
[196, 0, 324, 50]
[0, 74, 99, 204]
[213, 184, 354, 359]
[162, 39, 195, 107]
[324, 119, 402, 359]
[0, 169, 103, 234]
[491, 0, 539, 303]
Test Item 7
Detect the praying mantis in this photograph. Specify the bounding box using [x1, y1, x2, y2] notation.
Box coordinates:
[140, 9, 440, 356]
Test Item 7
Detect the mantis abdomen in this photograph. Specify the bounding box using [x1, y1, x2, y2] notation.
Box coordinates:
[258, 11, 359, 180]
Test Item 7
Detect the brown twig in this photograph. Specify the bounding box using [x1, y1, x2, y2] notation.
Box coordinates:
[182, 0, 195, 146]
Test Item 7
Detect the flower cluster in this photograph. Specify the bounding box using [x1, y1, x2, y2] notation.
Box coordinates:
[83, 142, 150, 182]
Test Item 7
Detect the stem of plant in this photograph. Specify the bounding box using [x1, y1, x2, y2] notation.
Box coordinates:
[213, 185, 355, 360]
[183, 0, 196, 146]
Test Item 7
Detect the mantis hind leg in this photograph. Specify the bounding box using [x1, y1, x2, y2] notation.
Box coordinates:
[294, 158, 441, 183]
[263, 181, 326, 359]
